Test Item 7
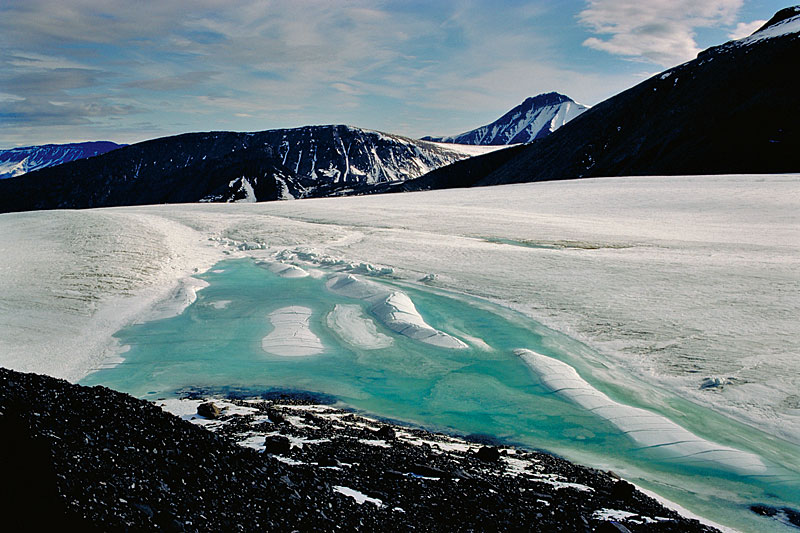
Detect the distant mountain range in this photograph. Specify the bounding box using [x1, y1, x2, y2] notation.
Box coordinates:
[0, 126, 499, 212]
[1, 7, 797, 213]
[423, 92, 587, 145]
[0, 141, 123, 179]
[388, 7, 800, 193]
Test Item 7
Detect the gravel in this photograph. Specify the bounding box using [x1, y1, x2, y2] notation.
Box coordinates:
[0, 367, 721, 532]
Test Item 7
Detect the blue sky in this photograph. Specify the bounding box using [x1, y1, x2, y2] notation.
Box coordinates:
[0, 0, 789, 148]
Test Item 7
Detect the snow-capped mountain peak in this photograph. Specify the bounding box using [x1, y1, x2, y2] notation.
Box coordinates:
[423, 92, 588, 146]
[0, 141, 124, 179]
[737, 6, 800, 45]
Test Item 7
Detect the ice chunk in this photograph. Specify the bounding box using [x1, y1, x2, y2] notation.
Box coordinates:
[327, 274, 467, 349]
[326, 304, 393, 349]
[262, 306, 324, 356]
[146, 276, 209, 322]
[261, 261, 310, 278]
[515, 349, 774, 477]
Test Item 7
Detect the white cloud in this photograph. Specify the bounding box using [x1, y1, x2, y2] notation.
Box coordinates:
[728, 19, 767, 39]
[578, 0, 744, 66]
[0, 1, 686, 144]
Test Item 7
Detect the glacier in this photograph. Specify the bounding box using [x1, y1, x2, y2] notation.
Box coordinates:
[0, 174, 798, 530]
[1, 174, 797, 441]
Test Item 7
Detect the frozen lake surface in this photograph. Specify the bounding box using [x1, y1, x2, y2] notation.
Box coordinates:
[1, 174, 798, 530]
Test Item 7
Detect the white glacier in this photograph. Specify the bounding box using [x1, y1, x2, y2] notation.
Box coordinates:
[0, 174, 798, 443]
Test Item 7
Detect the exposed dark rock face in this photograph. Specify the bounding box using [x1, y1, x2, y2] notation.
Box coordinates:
[0, 367, 721, 532]
[393, 9, 800, 192]
[0, 126, 475, 214]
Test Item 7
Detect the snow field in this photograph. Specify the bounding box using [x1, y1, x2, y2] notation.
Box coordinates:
[1, 174, 797, 450]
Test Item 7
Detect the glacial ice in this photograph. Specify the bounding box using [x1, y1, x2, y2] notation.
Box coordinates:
[145, 276, 209, 322]
[326, 274, 467, 349]
[515, 349, 777, 477]
[0, 174, 798, 530]
[326, 304, 393, 350]
[261, 261, 310, 278]
[261, 306, 324, 357]
[1, 175, 797, 444]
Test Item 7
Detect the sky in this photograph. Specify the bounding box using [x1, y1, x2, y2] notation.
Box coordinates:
[0, 0, 790, 148]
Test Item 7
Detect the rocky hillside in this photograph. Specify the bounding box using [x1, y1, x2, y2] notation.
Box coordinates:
[0, 126, 495, 213]
[0, 367, 721, 532]
[396, 7, 800, 192]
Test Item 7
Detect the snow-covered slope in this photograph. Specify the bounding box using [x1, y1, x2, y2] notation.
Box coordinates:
[0, 141, 123, 179]
[423, 92, 588, 145]
[732, 5, 800, 46]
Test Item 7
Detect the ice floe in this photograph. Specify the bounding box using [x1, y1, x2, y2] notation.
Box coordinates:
[326, 304, 393, 350]
[145, 276, 209, 322]
[326, 273, 467, 349]
[261, 306, 324, 356]
[261, 261, 310, 278]
[515, 349, 778, 478]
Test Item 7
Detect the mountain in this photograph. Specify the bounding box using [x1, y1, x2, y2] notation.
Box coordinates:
[395, 7, 800, 192]
[0, 141, 124, 179]
[422, 92, 588, 145]
[0, 125, 499, 213]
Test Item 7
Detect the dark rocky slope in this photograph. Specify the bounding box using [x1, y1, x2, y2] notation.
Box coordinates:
[0, 126, 477, 214]
[0, 367, 720, 532]
[395, 7, 800, 192]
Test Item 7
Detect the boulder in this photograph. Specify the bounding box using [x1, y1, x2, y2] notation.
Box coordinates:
[611, 480, 636, 502]
[476, 446, 501, 462]
[267, 409, 285, 424]
[410, 464, 448, 479]
[374, 426, 395, 440]
[197, 402, 221, 419]
[264, 435, 291, 455]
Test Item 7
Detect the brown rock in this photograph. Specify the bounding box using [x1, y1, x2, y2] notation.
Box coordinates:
[197, 402, 222, 419]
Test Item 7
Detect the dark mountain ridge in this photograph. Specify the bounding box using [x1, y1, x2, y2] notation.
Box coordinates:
[396, 8, 800, 192]
[0, 125, 483, 213]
